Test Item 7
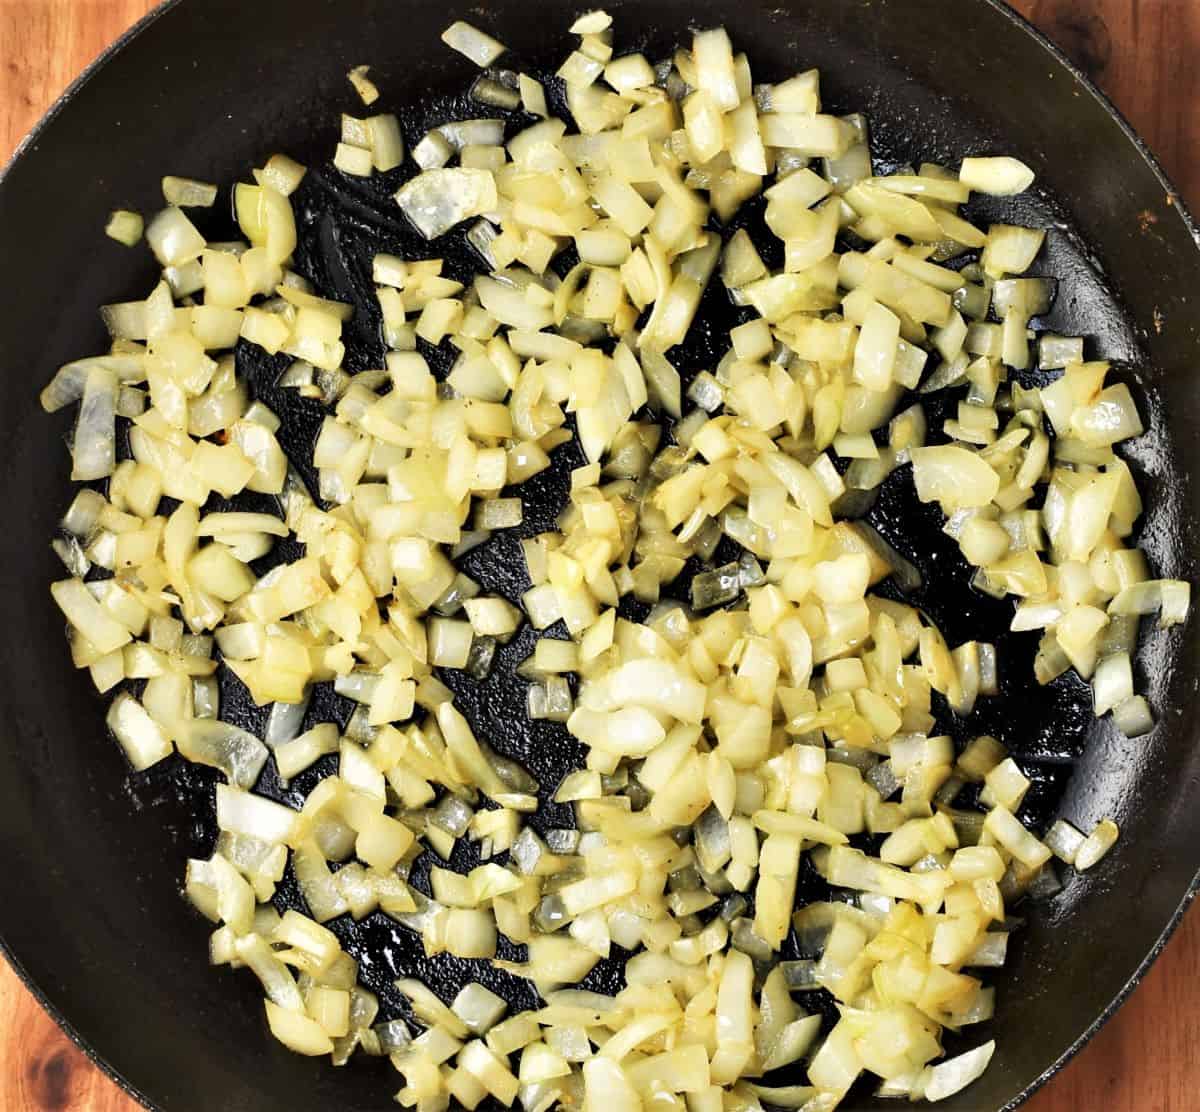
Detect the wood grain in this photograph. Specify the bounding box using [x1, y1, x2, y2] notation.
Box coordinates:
[1, 1, 1199, 1109]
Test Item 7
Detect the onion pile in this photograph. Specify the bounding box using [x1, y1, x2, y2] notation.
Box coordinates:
[45, 8, 1189, 1110]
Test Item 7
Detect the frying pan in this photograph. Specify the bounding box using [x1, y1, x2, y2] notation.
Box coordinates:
[0, 0, 1197, 1109]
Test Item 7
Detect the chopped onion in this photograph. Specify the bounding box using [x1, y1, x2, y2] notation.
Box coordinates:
[1043, 819, 1085, 865]
[215, 784, 297, 844]
[441, 21, 506, 67]
[71, 366, 118, 480]
[960, 155, 1035, 195]
[453, 983, 508, 1034]
[1074, 818, 1120, 871]
[438, 118, 506, 151]
[924, 1041, 995, 1101]
[266, 1000, 334, 1056]
[265, 694, 310, 748]
[162, 176, 219, 207]
[347, 65, 380, 106]
[40, 10, 1187, 1107]
[1113, 694, 1155, 738]
[472, 75, 521, 110]
[412, 131, 453, 170]
[105, 209, 143, 246]
[910, 446, 999, 510]
[396, 169, 499, 240]
[146, 206, 206, 266]
[1092, 651, 1133, 717]
[177, 719, 269, 789]
[106, 692, 173, 771]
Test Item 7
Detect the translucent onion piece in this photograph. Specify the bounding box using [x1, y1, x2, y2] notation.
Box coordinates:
[71, 367, 118, 480]
[960, 155, 1034, 195]
[105, 209, 144, 246]
[107, 692, 173, 771]
[215, 784, 298, 844]
[265, 694, 311, 748]
[441, 21, 506, 67]
[910, 445, 999, 510]
[348, 65, 381, 106]
[163, 176, 219, 207]
[472, 76, 521, 110]
[395, 169, 499, 240]
[924, 1041, 996, 1101]
[177, 719, 269, 789]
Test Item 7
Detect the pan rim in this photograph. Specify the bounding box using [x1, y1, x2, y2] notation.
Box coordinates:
[0, 0, 180, 1103]
[0, 2, 1196, 1110]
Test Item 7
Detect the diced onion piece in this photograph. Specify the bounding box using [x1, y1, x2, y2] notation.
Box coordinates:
[348, 64, 380, 106]
[582, 1057, 641, 1109]
[924, 1041, 996, 1101]
[106, 692, 173, 771]
[413, 131, 453, 170]
[477, 498, 523, 530]
[236, 934, 304, 1011]
[41, 355, 140, 414]
[1071, 383, 1144, 446]
[162, 176, 219, 207]
[334, 143, 374, 177]
[441, 21, 506, 67]
[51, 578, 132, 655]
[1074, 818, 1120, 871]
[367, 115, 404, 172]
[960, 156, 1035, 195]
[1109, 579, 1190, 624]
[595, 659, 707, 722]
[265, 999, 335, 1056]
[259, 154, 307, 196]
[1092, 651, 1133, 717]
[980, 758, 1030, 812]
[177, 719, 269, 789]
[567, 706, 664, 756]
[275, 723, 339, 782]
[983, 806, 1050, 868]
[696, 28, 739, 112]
[396, 978, 470, 1039]
[1113, 694, 1155, 738]
[105, 209, 144, 246]
[146, 206, 206, 266]
[910, 446, 999, 510]
[438, 118, 506, 151]
[396, 169, 499, 240]
[1043, 819, 1086, 865]
[519, 74, 549, 118]
[854, 301, 900, 391]
[216, 784, 298, 844]
[72, 366, 118, 480]
[981, 224, 1045, 279]
[1039, 334, 1084, 369]
[472, 76, 521, 110]
[570, 10, 611, 33]
[453, 983, 508, 1034]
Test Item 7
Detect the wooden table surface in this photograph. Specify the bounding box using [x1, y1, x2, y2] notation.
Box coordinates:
[2, 1, 1199, 1109]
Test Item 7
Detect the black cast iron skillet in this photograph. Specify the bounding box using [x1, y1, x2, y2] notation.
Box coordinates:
[1, 0, 1198, 1109]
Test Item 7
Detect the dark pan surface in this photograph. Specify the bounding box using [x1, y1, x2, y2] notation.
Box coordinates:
[1, 1, 1198, 1110]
